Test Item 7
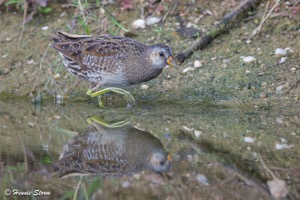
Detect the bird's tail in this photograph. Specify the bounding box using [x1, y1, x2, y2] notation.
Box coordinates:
[50, 30, 92, 43]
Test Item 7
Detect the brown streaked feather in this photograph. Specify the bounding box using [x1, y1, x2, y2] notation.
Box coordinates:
[50, 30, 173, 87]
[51, 31, 148, 73]
[51, 31, 147, 59]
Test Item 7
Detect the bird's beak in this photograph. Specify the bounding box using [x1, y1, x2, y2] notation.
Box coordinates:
[167, 56, 178, 68]
[167, 154, 172, 162]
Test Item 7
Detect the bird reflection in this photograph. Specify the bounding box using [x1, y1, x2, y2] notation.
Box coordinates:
[54, 116, 172, 178]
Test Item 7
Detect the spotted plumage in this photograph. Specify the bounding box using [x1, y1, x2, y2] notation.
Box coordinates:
[50, 31, 177, 106]
[54, 122, 172, 177]
[51, 31, 176, 87]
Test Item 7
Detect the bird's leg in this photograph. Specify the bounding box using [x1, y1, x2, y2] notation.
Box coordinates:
[86, 116, 130, 128]
[86, 87, 136, 107]
[86, 83, 105, 107]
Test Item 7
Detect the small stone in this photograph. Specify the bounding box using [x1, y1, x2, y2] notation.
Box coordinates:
[279, 57, 287, 63]
[60, 12, 66, 17]
[182, 67, 194, 74]
[174, 22, 180, 27]
[284, 47, 293, 53]
[166, 75, 171, 79]
[194, 130, 202, 138]
[196, 174, 209, 186]
[121, 180, 131, 188]
[186, 155, 193, 162]
[132, 19, 146, 29]
[205, 10, 213, 15]
[27, 60, 35, 65]
[193, 60, 202, 68]
[55, 94, 63, 105]
[140, 84, 149, 90]
[275, 143, 293, 150]
[133, 173, 140, 180]
[291, 67, 296, 72]
[53, 73, 60, 79]
[244, 136, 255, 143]
[241, 56, 256, 63]
[146, 16, 161, 26]
[53, 115, 61, 119]
[186, 22, 193, 28]
[28, 122, 35, 127]
[245, 70, 251, 74]
[275, 48, 287, 56]
[221, 64, 227, 68]
[276, 115, 284, 124]
[5, 37, 12, 42]
[100, 8, 105, 14]
[42, 26, 49, 31]
[280, 137, 287, 143]
[276, 85, 284, 92]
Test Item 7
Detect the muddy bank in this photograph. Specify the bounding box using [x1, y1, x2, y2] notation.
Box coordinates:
[0, 1, 299, 108]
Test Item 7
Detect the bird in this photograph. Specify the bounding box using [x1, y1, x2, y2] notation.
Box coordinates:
[50, 31, 177, 107]
[53, 116, 172, 178]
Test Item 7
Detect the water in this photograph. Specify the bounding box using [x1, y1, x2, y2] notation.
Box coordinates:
[0, 100, 299, 199]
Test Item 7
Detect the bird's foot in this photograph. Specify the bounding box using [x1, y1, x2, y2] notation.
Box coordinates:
[86, 87, 136, 107]
[86, 116, 130, 128]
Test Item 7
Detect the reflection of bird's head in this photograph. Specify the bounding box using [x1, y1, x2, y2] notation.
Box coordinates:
[147, 152, 172, 173]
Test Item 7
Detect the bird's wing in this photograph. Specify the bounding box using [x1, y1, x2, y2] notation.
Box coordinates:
[51, 31, 147, 66]
[54, 150, 130, 177]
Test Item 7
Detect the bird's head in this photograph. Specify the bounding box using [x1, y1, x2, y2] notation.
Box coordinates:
[147, 44, 177, 69]
[147, 152, 172, 173]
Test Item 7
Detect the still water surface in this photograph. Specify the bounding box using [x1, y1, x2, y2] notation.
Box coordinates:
[0, 100, 299, 199]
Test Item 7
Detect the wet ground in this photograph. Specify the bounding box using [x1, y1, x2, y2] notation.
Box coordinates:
[0, 100, 299, 199]
[0, 0, 300, 199]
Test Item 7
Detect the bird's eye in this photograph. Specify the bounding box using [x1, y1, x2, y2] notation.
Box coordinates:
[159, 161, 165, 166]
[159, 52, 164, 57]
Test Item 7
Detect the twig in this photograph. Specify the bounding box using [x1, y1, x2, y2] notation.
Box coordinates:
[31, 43, 51, 94]
[102, 7, 129, 32]
[19, 0, 28, 46]
[286, 79, 300, 93]
[257, 153, 276, 179]
[248, 0, 281, 40]
[73, 175, 83, 200]
[175, 0, 262, 63]
[151, 0, 164, 17]
[162, 0, 178, 23]
[257, 154, 293, 199]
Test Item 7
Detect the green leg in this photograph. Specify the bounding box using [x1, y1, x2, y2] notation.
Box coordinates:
[86, 87, 136, 107]
[97, 95, 104, 108]
[86, 116, 130, 128]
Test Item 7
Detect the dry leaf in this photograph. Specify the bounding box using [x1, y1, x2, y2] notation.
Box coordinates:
[267, 178, 288, 198]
